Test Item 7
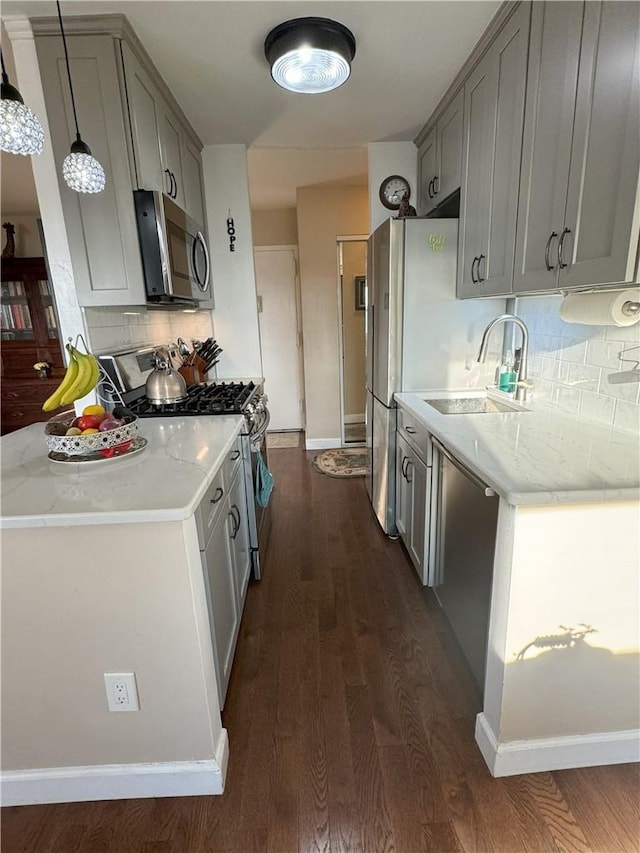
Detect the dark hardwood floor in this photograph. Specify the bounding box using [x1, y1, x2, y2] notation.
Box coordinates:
[2, 444, 639, 852]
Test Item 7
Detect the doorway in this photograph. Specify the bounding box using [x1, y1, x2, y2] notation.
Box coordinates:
[253, 246, 304, 432]
[337, 238, 367, 446]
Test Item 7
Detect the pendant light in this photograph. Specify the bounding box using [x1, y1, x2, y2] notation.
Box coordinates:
[264, 17, 356, 94]
[0, 50, 45, 155]
[56, 0, 105, 193]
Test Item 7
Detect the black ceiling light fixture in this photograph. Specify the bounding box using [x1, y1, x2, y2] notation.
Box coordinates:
[56, 0, 105, 193]
[264, 17, 356, 94]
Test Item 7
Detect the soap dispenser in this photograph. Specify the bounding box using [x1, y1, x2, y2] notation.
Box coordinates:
[498, 350, 517, 394]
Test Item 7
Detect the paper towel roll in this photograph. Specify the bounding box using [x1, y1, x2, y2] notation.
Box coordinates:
[559, 289, 640, 326]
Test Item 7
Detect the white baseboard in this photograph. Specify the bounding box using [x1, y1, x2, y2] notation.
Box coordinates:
[344, 414, 365, 424]
[1, 729, 230, 806]
[305, 438, 342, 450]
[475, 713, 640, 777]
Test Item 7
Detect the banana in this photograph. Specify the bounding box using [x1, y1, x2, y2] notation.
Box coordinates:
[42, 345, 79, 412]
[61, 347, 97, 405]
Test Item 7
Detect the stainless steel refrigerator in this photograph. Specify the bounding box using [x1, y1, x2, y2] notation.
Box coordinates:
[365, 217, 504, 534]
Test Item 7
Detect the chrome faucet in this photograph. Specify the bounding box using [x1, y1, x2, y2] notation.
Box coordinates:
[477, 314, 531, 403]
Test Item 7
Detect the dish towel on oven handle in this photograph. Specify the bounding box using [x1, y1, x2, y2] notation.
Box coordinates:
[255, 449, 274, 507]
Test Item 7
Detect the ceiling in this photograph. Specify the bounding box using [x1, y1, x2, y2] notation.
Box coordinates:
[1, 1, 501, 211]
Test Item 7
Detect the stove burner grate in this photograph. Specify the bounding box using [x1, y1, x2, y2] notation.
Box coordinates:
[126, 382, 256, 417]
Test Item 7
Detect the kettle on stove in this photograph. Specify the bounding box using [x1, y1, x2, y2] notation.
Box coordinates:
[145, 348, 188, 405]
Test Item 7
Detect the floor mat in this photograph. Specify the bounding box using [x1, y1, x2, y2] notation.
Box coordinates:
[267, 432, 301, 449]
[313, 447, 368, 478]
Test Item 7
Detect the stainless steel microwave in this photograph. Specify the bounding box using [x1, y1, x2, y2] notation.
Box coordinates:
[134, 190, 210, 306]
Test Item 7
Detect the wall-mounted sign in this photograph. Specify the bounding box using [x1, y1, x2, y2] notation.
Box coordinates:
[227, 212, 236, 252]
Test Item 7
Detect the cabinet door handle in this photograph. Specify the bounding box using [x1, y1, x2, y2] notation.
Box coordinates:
[545, 231, 558, 271]
[172, 172, 178, 198]
[405, 459, 413, 484]
[164, 168, 172, 196]
[433, 175, 439, 196]
[229, 505, 240, 539]
[477, 254, 486, 283]
[404, 426, 416, 434]
[471, 256, 479, 284]
[230, 449, 241, 460]
[210, 486, 224, 504]
[428, 177, 435, 199]
[401, 455, 408, 479]
[557, 227, 571, 269]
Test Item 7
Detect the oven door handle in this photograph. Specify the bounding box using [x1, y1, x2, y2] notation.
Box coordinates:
[250, 407, 270, 448]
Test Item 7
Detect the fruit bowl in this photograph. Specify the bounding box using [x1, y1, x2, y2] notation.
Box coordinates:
[45, 410, 139, 458]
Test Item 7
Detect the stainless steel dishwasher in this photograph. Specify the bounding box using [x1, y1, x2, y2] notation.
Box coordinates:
[431, 437, 499, 697]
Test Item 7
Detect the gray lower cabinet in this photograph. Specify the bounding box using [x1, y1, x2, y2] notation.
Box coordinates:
[228, 466, 252, 610]
[197, 439, 252, 709]
[396, 433, 427, 581]
[514, 1, 640, 293]
[201, 500, 240, 709]
[417, 89, 464, 216]
[457, 2, 530, 298]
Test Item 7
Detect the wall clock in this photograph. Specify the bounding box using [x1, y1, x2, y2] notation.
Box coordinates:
[379, 175, 410, 210]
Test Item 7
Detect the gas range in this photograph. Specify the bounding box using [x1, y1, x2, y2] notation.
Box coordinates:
[124, 381, 258, 417]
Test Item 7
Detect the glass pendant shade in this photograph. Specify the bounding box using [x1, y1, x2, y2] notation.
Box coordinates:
[56, 0, 105, 194]
[0, 74, 45, 155]
[62, 137, 105, 193]
[265, 17, 356, 94]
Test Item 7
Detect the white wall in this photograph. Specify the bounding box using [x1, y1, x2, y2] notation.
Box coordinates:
[368, 141, 419, 233]
[202, 145, 262, 379]
[85, 307, 213, 355]
[0, 213, 43, 256]
[516, 294, 640, 433]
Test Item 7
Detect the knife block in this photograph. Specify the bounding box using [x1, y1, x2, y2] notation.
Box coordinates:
[178, 364, 205, 386]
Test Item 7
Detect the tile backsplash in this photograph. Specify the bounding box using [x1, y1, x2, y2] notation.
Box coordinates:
[515, 294, 640, 433]
[85, 306, 213, 355]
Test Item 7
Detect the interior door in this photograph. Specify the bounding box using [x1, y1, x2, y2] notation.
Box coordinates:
[253, 247, 303, 431]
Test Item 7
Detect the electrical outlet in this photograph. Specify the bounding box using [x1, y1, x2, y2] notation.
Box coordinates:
[104, 672, 139, 712]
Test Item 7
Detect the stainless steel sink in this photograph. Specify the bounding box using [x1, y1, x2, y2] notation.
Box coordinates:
[424, 396, 526, 415]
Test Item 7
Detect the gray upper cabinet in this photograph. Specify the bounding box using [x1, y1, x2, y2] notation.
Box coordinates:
[34, 18, 207, 309]
[514, 1, 640, 293]
[458, 3, 530, 298]
[417, 128, 437, 216]
[35, 34, 146, 307]
[417, 89, 463, 215]
[121, 42, 205, 224]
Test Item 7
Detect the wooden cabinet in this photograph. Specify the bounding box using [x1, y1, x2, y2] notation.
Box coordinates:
[121, 42, 205, 225]
[417, 90, 464, 216]
[1, 258, 66, 434]
[514, 1, 640, 293]
[457, 3, 530, 298]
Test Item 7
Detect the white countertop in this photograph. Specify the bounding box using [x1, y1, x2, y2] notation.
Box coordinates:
[395, 390, 640, 505]
[1, 416, 244, 529]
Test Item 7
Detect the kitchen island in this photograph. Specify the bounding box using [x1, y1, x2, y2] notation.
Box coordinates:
[1, 416, 246, 805]
[395, 391, 640, 777]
